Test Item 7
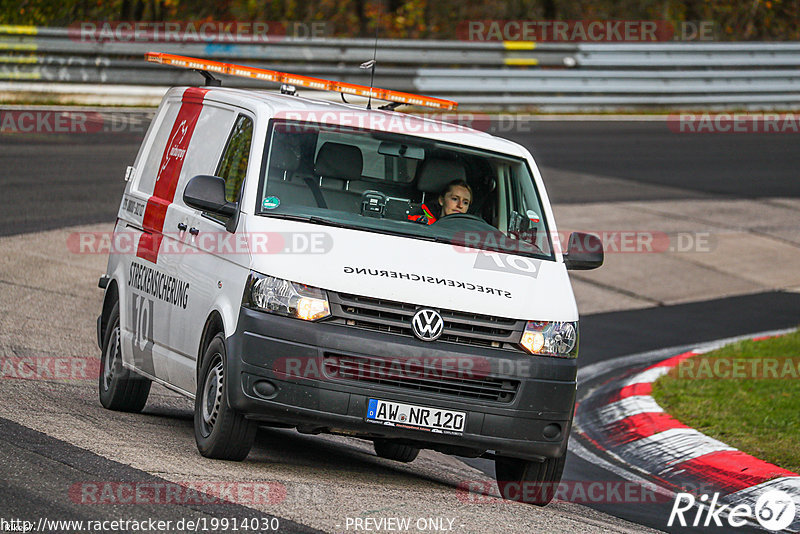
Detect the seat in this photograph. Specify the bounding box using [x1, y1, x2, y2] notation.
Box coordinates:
[412, 158, 467, 217]
[265, 134, 319, 208]
[415, 158, 466, 196]
[315, 142, 363, 183]
[313, 142, 364, 212]
[267, 134, 301, 181]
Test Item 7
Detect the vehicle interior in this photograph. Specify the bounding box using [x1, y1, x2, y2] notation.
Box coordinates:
[259, 121, 551, 257]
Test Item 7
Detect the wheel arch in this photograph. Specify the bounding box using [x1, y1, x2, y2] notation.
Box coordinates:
[99, 279, 120, 344]
[197, 311, 225, 379]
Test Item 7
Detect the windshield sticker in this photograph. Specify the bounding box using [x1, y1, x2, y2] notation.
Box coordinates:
[473, 251, 541, 278]
[527, 210, 541, 223]
[262, 196, 280, 210]
[343, 266, 512, 298]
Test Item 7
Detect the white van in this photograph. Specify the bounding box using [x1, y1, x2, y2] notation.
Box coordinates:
[97, 81, 602, 505]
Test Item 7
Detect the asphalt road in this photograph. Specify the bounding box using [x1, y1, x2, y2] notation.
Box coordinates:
[2, 119, 799, 236]
[505, 121, 800, 201]
[2, 116, 799, 533]
[0, 417, 318, 533]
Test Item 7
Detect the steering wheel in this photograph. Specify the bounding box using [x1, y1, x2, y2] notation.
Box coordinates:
[434, 213, 486, 224]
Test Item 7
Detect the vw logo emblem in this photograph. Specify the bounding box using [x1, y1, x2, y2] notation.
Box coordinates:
[411, 309, 444, 341]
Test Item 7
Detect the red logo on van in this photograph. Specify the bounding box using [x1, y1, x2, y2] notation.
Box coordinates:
[136, 88, 208, 264]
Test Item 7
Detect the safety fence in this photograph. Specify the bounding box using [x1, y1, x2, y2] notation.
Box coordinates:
[1, 25, 799, 110]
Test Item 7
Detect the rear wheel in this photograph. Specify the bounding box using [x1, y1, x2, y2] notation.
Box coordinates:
[373, 439, 420, 463]
[98, 302, 151, 412]
[194, 333, 257, 461]
[494, 453, 566, 506]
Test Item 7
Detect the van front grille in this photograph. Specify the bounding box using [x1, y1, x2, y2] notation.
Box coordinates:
[322, 353, 519, 403]
[329, 292, 525, 351]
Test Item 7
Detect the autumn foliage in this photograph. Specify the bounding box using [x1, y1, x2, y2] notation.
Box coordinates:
[4, 0, 799, 40]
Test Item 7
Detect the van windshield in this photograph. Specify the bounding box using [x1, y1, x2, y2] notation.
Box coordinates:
[256, 120, 554, 260]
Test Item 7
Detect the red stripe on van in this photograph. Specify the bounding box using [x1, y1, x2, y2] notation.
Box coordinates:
[136, 87, 209, 263]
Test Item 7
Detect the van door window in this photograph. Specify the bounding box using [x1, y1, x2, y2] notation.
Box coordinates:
[216, 115, 254, 204]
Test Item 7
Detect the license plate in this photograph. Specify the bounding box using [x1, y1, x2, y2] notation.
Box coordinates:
[366, 399, 466, 435]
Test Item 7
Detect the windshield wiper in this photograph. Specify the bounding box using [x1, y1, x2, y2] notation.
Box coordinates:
[259, 213, 547, 256]
[259, 213, 350, 228]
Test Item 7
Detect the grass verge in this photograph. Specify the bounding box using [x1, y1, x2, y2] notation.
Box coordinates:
[651, 329, 800, 474]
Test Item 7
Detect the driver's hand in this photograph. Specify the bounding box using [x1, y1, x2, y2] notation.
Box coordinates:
[409, 215, 433, 225]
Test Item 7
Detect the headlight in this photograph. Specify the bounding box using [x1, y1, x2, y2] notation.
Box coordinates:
[520, 321, 578, 358]
[245, 272, 330, 321]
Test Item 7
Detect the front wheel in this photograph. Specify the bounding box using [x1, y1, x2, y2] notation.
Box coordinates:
[494, 453, 566, 506]
[194, 333, 257, 461]
[98, 302, 151, 412]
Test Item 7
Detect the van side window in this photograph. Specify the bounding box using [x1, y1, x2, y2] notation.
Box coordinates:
[216, 115, 254, 203]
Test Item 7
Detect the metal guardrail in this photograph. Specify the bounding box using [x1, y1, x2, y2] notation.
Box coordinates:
[1, 25, 799, 110]
[575, 42, 800, 68]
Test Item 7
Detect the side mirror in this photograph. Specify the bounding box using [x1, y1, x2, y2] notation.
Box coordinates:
[564, 232, 604, 270]
[183, 175, 237, 218]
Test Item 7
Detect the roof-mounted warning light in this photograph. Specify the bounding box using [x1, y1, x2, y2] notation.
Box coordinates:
[145, 52, 458, 111]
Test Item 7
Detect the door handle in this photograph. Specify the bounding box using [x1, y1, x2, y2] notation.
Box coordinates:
[189, 227, 199, 236]
[177, 222, 187, 232]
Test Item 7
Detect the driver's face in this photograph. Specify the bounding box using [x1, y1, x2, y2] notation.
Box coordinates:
[439, 185, 472, 216]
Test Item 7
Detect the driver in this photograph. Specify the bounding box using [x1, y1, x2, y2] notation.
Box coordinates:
[408, 180, 473, 225]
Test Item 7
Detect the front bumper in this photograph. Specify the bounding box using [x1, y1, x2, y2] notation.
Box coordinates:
[226, 307, 577, 461]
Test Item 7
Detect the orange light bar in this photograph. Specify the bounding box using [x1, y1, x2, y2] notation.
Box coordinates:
[145, 52, 458, 111]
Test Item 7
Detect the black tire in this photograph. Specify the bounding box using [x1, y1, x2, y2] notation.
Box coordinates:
[98, 302, 151, 412]
[194, 333, 257, 461]
[373, 439, 420, 463]
[494, 453, 566, 506]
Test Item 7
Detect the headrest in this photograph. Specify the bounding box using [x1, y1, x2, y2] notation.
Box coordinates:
[315, 142, 363, 179]
[269, 134, 301, 172]
[416, 158, 466, 194]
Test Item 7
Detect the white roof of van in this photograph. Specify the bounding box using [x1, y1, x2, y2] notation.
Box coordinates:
[166, 86, 529, 158]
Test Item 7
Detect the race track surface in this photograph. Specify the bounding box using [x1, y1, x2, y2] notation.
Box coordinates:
[2, 116, 799, 533]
